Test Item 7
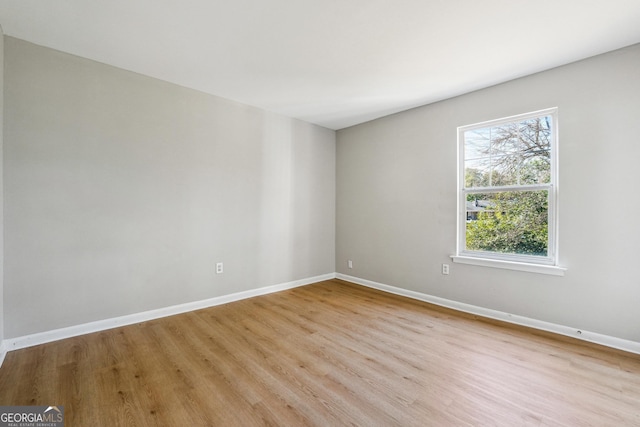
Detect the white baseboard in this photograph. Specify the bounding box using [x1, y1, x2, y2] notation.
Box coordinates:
[2, 271, 637, 369]
[1, 273, 336, 360]
[336, 273, 640, 355]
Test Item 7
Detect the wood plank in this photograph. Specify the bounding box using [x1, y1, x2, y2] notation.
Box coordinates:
[1, 279, 639, 426]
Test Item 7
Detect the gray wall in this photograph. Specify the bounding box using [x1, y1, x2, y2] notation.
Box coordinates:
[4, 37, 335, 338]
[0, 27, 4, 344]
[337, 44, 640, 342]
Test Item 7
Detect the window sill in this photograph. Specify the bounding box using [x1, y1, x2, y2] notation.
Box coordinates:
[450, 255, 566, 276]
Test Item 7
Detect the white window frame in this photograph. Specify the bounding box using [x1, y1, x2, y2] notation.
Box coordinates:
[452, 108, 565, 276]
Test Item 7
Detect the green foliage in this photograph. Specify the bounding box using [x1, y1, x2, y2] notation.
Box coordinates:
[466, 191, 548, 256]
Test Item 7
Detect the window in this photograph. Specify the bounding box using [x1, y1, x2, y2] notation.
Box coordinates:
[453, 108, 563, 275]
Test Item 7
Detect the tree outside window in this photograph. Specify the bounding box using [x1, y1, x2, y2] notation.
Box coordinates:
[458, 109, 558, 265]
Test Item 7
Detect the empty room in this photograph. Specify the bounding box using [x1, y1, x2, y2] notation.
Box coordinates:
[1, 0, 639, 425]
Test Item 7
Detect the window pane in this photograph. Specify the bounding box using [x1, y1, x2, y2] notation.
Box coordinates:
[519, 117, 552, 155]
[464, 158, 491, 187]
[464, 127, 491, 161]
[463, 115, 553, 188]
[465, 190, 548, 256]
[490, 153, 520, 186]
[520, 155, 551, 185]
[491, 122, 522, 155]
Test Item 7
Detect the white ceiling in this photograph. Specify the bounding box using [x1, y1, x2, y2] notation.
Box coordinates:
[1, 1, 639, 130]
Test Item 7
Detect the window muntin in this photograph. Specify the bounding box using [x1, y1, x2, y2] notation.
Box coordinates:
[458, 109, 558, 265]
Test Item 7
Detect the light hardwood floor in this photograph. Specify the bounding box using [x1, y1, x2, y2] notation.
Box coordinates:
[1, 279, 639, 426]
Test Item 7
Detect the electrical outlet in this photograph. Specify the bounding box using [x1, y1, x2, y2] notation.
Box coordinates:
[216, 262, 223, 274]
[348, 260, 353, 269]
[442, 263, 450, 275]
